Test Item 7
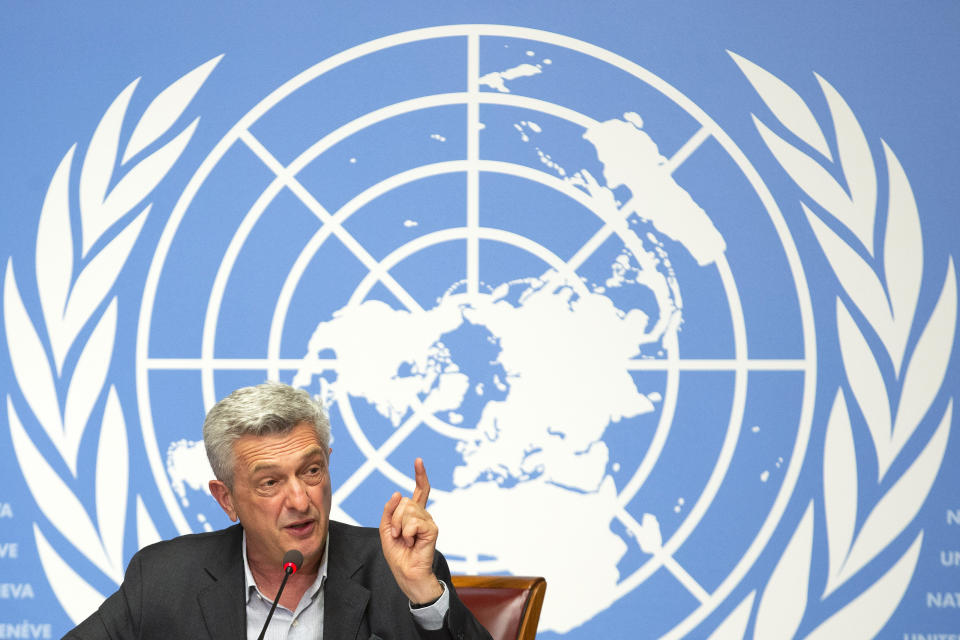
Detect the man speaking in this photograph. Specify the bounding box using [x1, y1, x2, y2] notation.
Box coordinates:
[65, 382, 492, 639]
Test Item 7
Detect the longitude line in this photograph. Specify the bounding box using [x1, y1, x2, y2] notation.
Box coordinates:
[567, 223, 615, 272]
[617, 509, 710, 604]
[332, 411, 422, 505]
[567, 125, 711, 272]
[665, 126, 711, 174]
[466, 34, 480, 296]
[662, 555, 711, 604]
[567, 198, 633, 273]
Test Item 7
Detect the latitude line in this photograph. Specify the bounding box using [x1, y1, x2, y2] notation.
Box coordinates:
[460, 554, 482, 575]
[466, 34, 480, 296]
[145, 357, 336, 370]
[239, 129, 424, 313]
[626, 358, 808, 371]
[143, 356, 808, 372]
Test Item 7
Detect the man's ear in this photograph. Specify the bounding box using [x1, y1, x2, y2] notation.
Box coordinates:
[209, 479, 238, 522]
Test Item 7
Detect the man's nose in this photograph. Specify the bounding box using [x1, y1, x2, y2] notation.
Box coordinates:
[284, 478, 311, 511]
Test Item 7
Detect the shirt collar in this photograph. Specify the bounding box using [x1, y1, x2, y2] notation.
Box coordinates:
[242, 530, 329, 605]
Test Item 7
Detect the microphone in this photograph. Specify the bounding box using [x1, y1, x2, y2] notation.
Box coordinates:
[256, 550, 304, 640]
[282, 549, 303, 575]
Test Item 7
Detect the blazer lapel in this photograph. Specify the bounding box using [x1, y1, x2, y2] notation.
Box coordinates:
[197, 525, 247, 640]
[324, 522, 370, 640]
[323, 575, 370, 640]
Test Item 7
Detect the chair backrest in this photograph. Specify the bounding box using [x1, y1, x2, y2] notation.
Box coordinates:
[451, 575, 547, 640]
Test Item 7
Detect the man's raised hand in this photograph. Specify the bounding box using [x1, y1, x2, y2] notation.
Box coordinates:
[379, 458, 444, 605]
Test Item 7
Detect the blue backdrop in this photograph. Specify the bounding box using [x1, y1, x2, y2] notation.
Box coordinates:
[1, 3, 958, 638]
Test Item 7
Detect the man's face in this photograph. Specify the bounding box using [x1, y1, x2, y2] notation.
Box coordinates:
[210, 423, 331, 572]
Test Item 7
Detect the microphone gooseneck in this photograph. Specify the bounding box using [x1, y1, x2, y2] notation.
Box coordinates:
[256, 550, 305, 640]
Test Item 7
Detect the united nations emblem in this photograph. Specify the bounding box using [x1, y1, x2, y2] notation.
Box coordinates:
[5, 25, 955, 639]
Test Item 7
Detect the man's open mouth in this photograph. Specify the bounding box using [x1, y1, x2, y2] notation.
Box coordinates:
[284, 520, 315, 535]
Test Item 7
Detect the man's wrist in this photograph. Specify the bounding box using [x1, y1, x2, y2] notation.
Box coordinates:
[409, 578, 445, 608]
[409, 579, 450, 631]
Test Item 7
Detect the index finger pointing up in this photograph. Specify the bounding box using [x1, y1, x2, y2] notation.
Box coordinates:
[412, 457, 430, 507]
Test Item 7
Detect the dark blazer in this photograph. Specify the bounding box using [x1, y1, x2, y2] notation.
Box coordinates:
[64, 521, 491, 640]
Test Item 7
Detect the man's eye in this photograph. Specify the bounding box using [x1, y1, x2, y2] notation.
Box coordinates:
[261, 479, 277, 487]
[306, 466, 321, 475]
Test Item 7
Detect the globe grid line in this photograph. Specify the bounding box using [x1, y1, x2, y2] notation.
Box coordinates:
[221, 80, 645, 380]
[252, 125, 721, 373]
[665, 126, 712, 174]
[332, 398, 425, 507]
[232, 85, 609, 329]
[663, 555, 711, 605]
[132, 25, 819, 638]
[147, 357, 328, 370]
[627, 359, 807, 371]
[143, 356, 808, 372]
[238, 126, 423, 311]
[466, 32, 481, 297]
[565, 218, 620, 272]
[264, 159, 479, 380]
[257, 154, 609, 370]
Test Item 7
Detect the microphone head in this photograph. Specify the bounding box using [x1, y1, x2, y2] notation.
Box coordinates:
[282, 549, 304, 575]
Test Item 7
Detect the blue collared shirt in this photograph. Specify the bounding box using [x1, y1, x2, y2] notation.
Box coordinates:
[243, 532, 328, 640]
[242, 531, 449, 639]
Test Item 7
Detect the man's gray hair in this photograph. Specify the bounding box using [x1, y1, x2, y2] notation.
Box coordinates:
[203, 381, 330, 488]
